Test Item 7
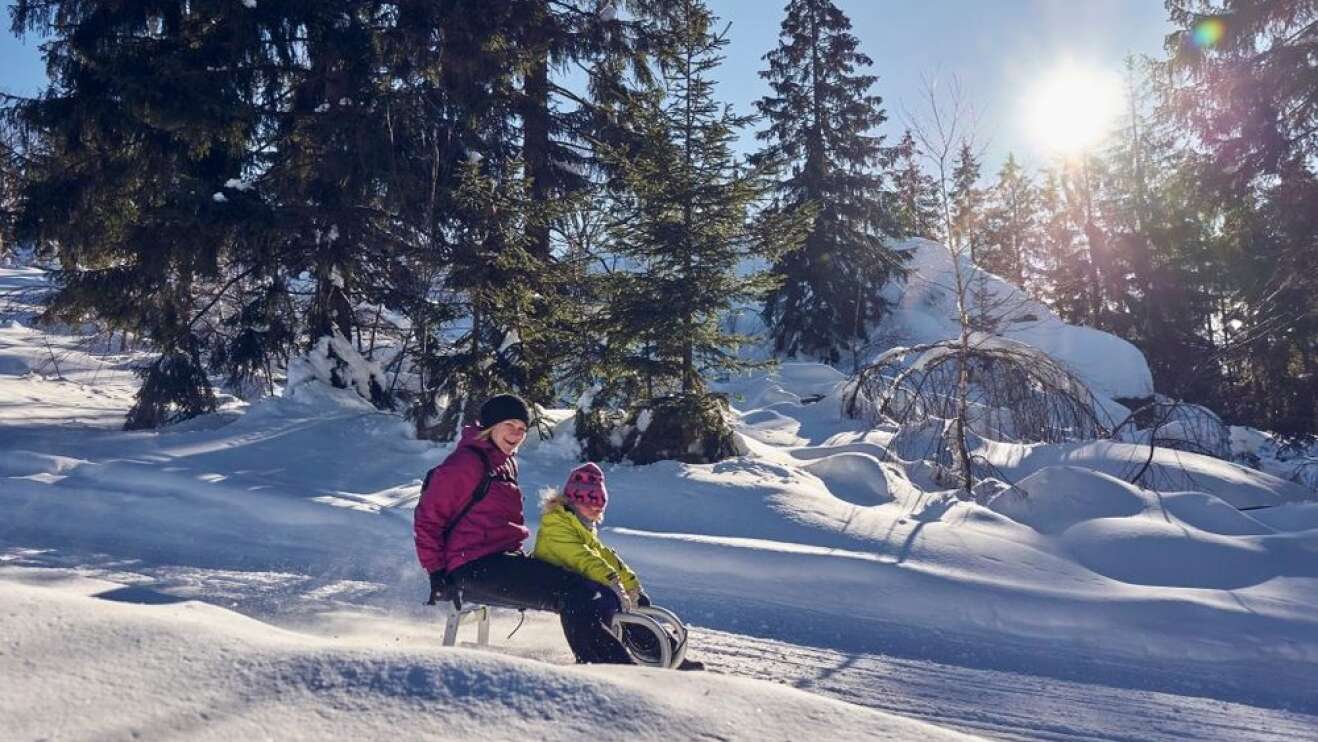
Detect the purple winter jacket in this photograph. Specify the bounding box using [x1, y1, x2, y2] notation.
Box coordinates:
[413, 425, 529, 574]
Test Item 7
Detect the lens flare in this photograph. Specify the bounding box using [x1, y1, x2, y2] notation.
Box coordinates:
[1192, 18, 1225, 48]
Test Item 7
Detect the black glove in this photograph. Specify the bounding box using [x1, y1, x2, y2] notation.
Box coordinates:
[428, 570, 449, 604]
[636, 591, 652, 608]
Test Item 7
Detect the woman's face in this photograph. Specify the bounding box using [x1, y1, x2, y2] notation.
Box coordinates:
[490, 419, 527, 455]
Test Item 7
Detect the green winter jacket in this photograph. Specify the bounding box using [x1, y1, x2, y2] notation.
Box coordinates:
[533, 501, 640, 592]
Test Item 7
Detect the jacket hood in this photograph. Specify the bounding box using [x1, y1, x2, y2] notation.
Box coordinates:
[542, 495, 599, 529]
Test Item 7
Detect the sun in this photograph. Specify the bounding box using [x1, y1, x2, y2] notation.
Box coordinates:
[1025, 64, 1125, 156]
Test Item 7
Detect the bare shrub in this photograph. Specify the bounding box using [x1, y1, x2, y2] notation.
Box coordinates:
[845, 334, 1108, 445]
[1111, 399, 1231, 460]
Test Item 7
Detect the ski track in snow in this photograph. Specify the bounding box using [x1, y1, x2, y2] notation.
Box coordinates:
[698, 628, 1318, 742]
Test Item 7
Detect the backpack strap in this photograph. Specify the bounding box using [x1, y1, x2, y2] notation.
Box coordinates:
[440, 446, 495, 545]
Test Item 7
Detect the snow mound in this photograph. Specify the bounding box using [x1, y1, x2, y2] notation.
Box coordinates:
[1061, 518, 1277, 590]
[987, 439, 1312, 510]
[802, 453, 894, 506]
[0, 575, 973, 741]
[1154, 492, 1274, 537]
[731, 362, 847, 409]
[879, 239, 1154, 400]
[989, 466, 1146, 534]
[1250, 502, 1318, 532]
[739, 408, 806, 447]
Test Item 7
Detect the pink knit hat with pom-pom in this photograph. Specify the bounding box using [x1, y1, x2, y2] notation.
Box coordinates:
[563, 462, 608, 508]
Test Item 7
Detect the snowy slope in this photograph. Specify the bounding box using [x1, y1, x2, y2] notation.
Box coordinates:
[2, 571, 967, 741]
[4, 264, 1318, 741]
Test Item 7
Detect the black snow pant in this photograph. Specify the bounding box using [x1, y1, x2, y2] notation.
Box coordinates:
[450, 551, 633, 665]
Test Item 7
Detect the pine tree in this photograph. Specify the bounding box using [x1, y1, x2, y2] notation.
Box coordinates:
[600, 0, 807, 398]
[418, 157, 569, 439]
[889, 129, 942, 240]
[1163, 0, 1318, 435]
[980, 153, 1038, 288]
[8, 0, 266, 427]
[1034, 168, 1089, 322]
[754, 0, 903, 364]
[0, 119, 20, 262]
[1101, 57, 1218, 403]
[949, 141, 985, 264]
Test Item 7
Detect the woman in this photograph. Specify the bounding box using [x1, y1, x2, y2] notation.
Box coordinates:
[414, 393, 633, 665]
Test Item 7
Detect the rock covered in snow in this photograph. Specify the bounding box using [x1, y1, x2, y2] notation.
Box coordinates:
[879, 239, 1155, 401]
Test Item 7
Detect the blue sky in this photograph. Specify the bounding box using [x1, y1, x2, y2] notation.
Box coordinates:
[713, 0, 1174, 173]
[0, 1, 1173, 176]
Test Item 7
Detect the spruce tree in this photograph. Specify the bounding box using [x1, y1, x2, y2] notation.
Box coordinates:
[754, 0, 903, 364]
[600, 0, 807, 398]
[980, 153, 1038, 288]
[889, 129, 942, 240]
[1034, 168, 1089, 322]
[1050, 153, 1115, 329]
[257, 3, 411, 357]
[504, 0, 665, 259]
[419, 157, 568, 439]
[0, 120, 19, 262]
[949, 141, 985, 265]
[1101, 57, 1218, 403]
[8, 0, 265, 427]
[1163, 0, 1317, 435]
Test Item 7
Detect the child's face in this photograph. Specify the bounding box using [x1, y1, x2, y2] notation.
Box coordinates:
[575, 501, 605, 522]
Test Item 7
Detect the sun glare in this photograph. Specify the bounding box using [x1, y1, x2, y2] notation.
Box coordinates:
[1026, 64, 1125, 156]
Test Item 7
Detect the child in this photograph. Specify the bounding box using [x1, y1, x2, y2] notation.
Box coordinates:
[533, 462, 704, 671]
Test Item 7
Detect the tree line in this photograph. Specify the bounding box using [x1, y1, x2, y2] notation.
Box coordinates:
[0, 0, 1313, 441]
[920, 1, 1315, 438]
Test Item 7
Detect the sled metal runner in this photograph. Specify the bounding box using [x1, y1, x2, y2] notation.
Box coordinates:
[439, 595, 689, 669]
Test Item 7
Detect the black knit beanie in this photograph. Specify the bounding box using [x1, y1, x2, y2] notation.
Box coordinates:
[478, 394, 530, 428]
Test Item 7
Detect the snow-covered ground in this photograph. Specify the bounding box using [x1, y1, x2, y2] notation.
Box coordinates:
[3, 264, 1318, 741]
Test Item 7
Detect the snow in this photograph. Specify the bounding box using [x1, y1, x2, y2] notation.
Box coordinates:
[3, 264, 1318, 740]
[575, 384, 600, 411]
[879, 239, 1155, 402]
[635, 407, 653, 433]
[212, 191, 228, 203]
[987, 466, 1147, 534]
[286, 331, 388, 406]
[2, 573, 955, 742]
